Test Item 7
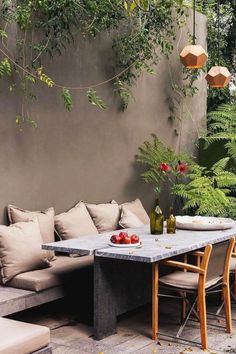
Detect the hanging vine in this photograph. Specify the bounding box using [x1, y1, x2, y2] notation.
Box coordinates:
[0, 0, 188, 127]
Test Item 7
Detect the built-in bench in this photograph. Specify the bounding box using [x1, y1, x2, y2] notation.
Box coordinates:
[0, 255, 94, 316]
[0, 317, 51, 354]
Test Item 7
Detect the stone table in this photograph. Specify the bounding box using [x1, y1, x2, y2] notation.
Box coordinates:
[42, 224, 236, 340]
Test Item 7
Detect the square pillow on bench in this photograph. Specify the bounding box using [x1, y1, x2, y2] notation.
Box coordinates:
[8, 205, 55, 261]
[0, 219, 50, 284]
[120, 198, 149, 225]
[119, 208, 144, 229]
[86, 200, 120, 233]
[55, 201, 98, 240]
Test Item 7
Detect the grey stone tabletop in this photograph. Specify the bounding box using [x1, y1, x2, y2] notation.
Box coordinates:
[42, 224, 236, 262]
[96, 224, 236, 263]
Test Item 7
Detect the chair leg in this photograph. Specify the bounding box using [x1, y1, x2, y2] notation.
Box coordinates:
[234, 269, 236, 297]
[223, 283, 232, 333]
[198, 290, 208, 350]
[181, 292, 187, 324]
[152, 263, 159, 340]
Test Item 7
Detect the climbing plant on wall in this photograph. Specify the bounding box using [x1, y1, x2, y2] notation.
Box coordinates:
[0, 0, 187, 127]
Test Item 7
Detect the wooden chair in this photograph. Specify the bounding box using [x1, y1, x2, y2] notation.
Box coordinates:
[216, 244, 236, 315]
[153, 238, 235, 350]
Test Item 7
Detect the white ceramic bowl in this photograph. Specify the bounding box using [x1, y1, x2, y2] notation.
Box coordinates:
[176, 216, 235, 231]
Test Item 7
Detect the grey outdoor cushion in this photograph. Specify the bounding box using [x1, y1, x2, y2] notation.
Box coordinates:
[8, 255, 93, 292]
[159, 270, 221, 290]
[0, 317, 50, 354]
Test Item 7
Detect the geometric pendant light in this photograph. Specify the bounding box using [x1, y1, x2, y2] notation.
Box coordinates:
[205, 66, 231, 88]
[206, 0, 231, 88]
[180, 0, 208, 69]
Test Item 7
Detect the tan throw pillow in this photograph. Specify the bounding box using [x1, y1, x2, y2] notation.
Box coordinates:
[120, 199, 149, 224]
[86, 201, 120, 233]
[8, 205, 55, 261]
[119, 209, 144, 229]
[0, 219, 50, 284]
[55, 201, 98, 240]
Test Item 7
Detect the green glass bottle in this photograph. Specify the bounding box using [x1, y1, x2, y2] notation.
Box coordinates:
[167, 207, 176, 234]
[150, 199, 164, 235]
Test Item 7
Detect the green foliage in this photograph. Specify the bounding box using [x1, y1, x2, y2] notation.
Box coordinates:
[36, 68, 54, 87]
[137, 134, 191, 194]
[0, 58, 11, 78]
[203, 104, 236, 151]
[62, 88, 73, 111]
[172, 158, 236, 216]
[87, 89, 107, 110]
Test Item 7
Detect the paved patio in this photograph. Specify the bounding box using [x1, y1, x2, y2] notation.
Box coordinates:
[9, 296, 236, 354]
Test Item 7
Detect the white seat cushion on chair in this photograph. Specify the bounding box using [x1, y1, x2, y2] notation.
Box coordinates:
[230, 257, 236, 272]
[159, 271, 222, 290]
[0, 317, 50, 354]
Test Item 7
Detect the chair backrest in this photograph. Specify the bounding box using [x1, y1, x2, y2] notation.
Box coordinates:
[203, 238, 235, 284]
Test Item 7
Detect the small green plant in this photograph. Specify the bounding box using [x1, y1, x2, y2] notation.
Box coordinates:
[137, 134, 236, 218]
[172, 157, 236, 216]
[136, 134, 190, 195]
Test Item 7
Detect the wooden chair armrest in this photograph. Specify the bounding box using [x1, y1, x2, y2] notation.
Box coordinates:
[191, 251, 204, 257]
[232, 252, 236, 258]
[161, 260, 204, 274]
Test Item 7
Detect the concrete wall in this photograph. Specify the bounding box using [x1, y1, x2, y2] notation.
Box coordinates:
[0, 11, 207, 223]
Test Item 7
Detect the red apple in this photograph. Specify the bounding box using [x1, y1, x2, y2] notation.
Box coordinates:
[119, 232, 128, 243]
[122, 235, 131, 244]
[110, 234, 122, 244]
[131, 234, 139, 244]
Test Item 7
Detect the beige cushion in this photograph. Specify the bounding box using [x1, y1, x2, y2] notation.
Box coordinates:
[0, 317, 50, 354]
[230, 256, 236, 271]
[120, 199, 149, 224]
[55, 201, 98, 240]
[9, 255, 94, 292]
[8, 205, 55, 261]
[0, 219, 49, 284]
[159, 271, 221, 290]
[119, 209, 144, 229]
[86, 201, 120, 233]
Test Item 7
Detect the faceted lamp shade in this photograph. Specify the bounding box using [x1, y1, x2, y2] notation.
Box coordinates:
[206, 66, 232, 88]
[180, 45, 208, 69]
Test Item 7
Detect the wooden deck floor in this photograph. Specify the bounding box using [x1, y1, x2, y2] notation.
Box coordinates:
[9, 297, 236, 353]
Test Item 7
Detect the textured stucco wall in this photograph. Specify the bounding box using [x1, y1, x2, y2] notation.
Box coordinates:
[0, 11, 207, 223]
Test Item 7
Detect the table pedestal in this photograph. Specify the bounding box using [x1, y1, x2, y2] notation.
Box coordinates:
[94, 256, 152, 340]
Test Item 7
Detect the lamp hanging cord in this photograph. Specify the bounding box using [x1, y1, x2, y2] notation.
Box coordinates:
[217, 0, 220, 65]
[193, 0, 196, 45]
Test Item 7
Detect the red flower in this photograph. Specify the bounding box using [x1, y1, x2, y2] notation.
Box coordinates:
[160, 163, 171, 172]
[177, 161, 188, 174]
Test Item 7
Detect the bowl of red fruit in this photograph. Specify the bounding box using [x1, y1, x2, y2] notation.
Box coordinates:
[109, 232, 140, 248]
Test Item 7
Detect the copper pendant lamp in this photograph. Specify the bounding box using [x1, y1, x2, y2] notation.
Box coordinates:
[206, 0, 231, 88]
[180, 0, 208, 69]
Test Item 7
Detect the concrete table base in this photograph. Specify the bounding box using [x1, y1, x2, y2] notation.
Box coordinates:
[94, 256, 151, 340]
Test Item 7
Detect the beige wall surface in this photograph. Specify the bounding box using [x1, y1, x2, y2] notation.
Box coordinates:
[0, 11, 207, 224]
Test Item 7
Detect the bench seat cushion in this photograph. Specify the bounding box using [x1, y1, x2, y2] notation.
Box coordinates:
[8, 255, 93, 292]
[0, 317, 50, 354]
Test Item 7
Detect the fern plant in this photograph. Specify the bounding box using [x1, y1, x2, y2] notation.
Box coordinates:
[137, 134, 236, 218]
[172, 157, 236, 216]
[204, 104, 236, 148]
[137, 134, 191, 195]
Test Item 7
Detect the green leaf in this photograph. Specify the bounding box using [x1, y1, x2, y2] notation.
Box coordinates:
[36, 67, 54, 87]
[62, 88, 73, 112]
[0, 30, 7, 38]
[87, 89, 107, 110]
[0, 58, 11, 78]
